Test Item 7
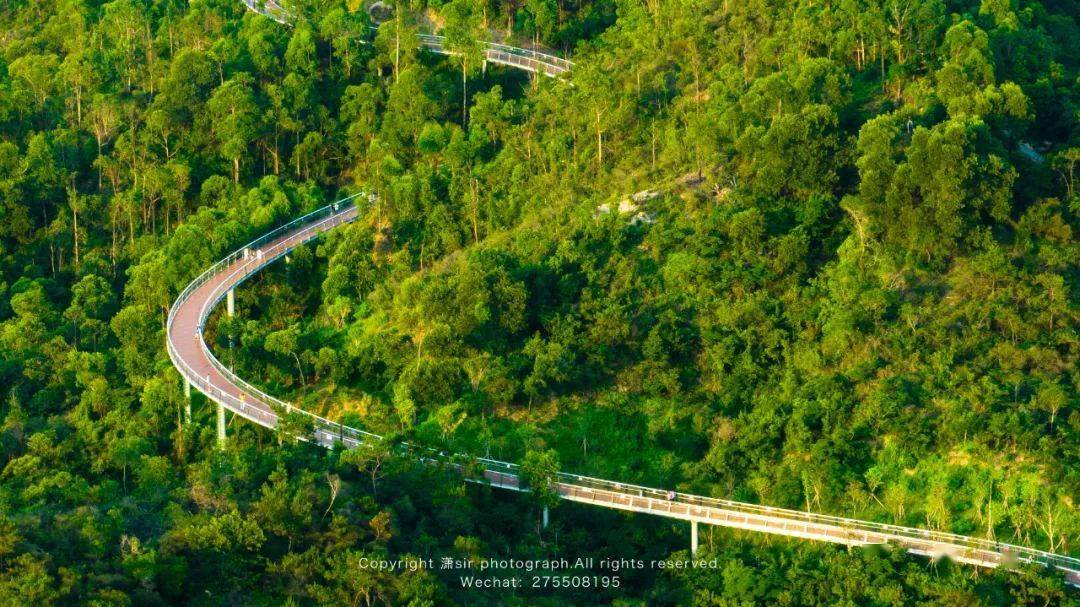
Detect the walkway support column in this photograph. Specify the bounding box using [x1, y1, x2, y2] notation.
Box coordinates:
[691, 521, 698, 555]
[226, 289, 235, 317]
[542, 506, 549, 529]
[184, 378, 193, 421]
[216, 402, 226, 449]
[183, 379, 192, 423]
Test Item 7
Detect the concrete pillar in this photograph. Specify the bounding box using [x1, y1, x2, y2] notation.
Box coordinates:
[691, 520, 699, 555]
[226, 289, 235, 317]
[183, 380, 192, 424]
[542, 506, 549, 528]
[216, 402, 226, 449]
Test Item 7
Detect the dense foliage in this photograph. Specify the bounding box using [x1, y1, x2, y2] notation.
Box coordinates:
[0, 0, 1077, 604]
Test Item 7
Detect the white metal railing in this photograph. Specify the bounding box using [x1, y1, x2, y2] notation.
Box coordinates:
[166, 193, 382, 448]
[242, 0, 290, 25]
[545, 471, 1079, 572]
[165, 199, 1079, 581]
[417, 34, 572, 76]
[241, 1, 572, 76]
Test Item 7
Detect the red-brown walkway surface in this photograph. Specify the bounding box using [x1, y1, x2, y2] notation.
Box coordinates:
[167, 204, 360, 431]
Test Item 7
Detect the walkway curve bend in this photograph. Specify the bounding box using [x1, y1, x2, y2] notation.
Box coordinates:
[166, 197, 1080, 586]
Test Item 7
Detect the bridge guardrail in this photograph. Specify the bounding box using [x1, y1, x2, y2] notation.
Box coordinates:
[545, 470, 1078, 571]
[456, 455, 1076, 571]
[167, 194, 386, 446]
[417, 34, 572, 76]
[242, 0, 290, 25]
[241, 1, 572, 76]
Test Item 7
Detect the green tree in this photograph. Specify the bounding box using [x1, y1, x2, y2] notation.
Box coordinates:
[441, 0, 487, 125]
[207, 74, 262, 183]
[520, 448, 561, 508]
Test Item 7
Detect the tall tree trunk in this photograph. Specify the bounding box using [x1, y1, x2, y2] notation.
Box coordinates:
[72, 199, 79, 270]
[595, 109, 603, 166]
[470, 178, 479, 243]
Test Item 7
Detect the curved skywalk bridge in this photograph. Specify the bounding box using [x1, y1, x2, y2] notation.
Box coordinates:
[242, 0, 572, 77]
[166, 199, 1079, 587]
